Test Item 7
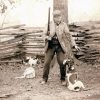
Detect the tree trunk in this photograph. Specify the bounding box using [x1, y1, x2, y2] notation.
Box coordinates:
[53, 0, 68, 23]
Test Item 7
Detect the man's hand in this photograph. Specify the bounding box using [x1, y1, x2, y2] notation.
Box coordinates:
[45, 36, 52, 41]
[74, 45, 81, 51]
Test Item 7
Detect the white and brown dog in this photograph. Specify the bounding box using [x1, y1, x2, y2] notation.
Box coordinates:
[63, 59, 85, 92]
[16, 56, 38, 79]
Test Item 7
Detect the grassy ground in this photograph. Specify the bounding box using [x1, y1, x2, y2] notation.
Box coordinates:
[0, 59, 100, 100]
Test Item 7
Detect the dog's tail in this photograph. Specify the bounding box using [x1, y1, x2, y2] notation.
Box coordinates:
[15, 75, 25, 79]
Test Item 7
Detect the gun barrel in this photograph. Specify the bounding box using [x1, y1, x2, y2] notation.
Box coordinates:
[47, 7, 50, 35]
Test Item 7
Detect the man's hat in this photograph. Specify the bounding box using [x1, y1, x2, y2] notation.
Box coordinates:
[53, 10, 61, 16]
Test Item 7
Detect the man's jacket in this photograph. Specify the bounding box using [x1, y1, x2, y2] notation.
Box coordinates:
[44, 21, 75, 59]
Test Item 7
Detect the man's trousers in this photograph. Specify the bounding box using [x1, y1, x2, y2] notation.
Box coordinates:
[43, 44, 66, 82]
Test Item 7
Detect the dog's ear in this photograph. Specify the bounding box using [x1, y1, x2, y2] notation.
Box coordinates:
[68, 64, 77, 72]
[63, 59, 67, 65]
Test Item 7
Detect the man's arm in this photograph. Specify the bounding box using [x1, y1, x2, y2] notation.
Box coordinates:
[43, 24, 51, 41]
[64, 23, 80, 51]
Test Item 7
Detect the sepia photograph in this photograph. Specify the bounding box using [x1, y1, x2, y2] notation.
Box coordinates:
[0, 0, 100, 100]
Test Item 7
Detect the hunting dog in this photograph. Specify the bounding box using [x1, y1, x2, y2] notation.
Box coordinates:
[15, 56, 38, 79]
[63, 59, 85, 92]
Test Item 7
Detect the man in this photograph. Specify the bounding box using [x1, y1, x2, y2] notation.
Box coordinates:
[41, 10, 79, 85]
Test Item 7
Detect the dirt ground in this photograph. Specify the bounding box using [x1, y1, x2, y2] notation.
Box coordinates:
[0, 59, 100, 100]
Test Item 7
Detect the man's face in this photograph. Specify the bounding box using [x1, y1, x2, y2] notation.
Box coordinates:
[53, 15, 62, 25]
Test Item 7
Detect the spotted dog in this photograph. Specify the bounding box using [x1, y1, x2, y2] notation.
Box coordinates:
[15, 56, 38, 79]
[63, 59, 85, 92]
